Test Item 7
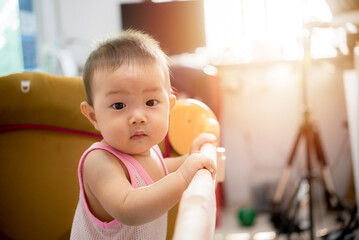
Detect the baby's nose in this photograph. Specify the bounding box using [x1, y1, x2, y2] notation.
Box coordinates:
[129, 111, 147, 125]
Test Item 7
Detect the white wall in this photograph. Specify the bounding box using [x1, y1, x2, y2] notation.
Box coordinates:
[220, 59, 352, 206]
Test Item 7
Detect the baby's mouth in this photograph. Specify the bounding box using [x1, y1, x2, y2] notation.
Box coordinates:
[131, 131, 147, 140]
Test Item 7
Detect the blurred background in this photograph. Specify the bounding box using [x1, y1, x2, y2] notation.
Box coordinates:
[1, 0, 359, 239]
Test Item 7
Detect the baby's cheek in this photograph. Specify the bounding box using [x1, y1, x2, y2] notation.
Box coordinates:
[153, 119, 168, 139]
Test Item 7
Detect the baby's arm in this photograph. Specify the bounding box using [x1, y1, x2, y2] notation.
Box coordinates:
[83, 147, 215, 226]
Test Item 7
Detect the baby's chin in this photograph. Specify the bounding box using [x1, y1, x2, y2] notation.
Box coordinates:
[108, 137, 164, 156]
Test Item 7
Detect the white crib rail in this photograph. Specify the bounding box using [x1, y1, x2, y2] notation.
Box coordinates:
[172, 143, 217, 240]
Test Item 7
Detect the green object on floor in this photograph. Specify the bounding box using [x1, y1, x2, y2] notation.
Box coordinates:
[238, 207, 256, 226]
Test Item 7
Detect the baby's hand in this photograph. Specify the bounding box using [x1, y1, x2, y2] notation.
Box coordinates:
[189, 133, 217, 154]
[178, 152, 217, 184]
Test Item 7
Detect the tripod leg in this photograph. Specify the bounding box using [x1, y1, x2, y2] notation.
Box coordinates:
[304, 123, 315, 240]
[288, 179, 310, 235]
[312, 126, 340, 210]
[272, 126, 304, 209]
[272, 177, 306, 235]
[270, 126, 305, 234]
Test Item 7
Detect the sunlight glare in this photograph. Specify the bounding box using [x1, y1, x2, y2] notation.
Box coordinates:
[204, 0, 335, 63]
[204, 0, 242, 56]
[253, 231, 276, 240]
[225, 233, 251, 240]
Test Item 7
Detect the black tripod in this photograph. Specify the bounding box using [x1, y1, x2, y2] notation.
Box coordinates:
[270, 25, 343, 240]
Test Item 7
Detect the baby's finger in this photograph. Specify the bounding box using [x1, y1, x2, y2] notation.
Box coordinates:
[201, 132, 217, 141]
[199, 133, 217, 146]
[210, 162, 217, 180]
[203, 157, 216, 178]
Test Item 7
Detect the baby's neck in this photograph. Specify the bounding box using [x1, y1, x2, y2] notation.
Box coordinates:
[129, 148, 152, 159]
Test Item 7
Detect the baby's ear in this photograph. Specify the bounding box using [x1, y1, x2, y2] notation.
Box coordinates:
[169, 94, 176, 111]
[80, 101, 99, 130]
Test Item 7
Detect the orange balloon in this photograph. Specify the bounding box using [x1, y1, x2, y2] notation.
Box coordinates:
[168, 99, 220, 155]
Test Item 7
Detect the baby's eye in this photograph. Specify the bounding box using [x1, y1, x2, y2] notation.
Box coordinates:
[146, 100, 158, 107]
[112, 102, 126, 110]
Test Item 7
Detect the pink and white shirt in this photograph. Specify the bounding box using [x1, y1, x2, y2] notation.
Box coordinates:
[70, 142, 168, 239]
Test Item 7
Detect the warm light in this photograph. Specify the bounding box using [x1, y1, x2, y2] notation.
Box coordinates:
[225, 233, 251, 240]
[204, 0, 335, 63]
[203, 0, 242, 56]
[346, 22, 358, 34]
[253, 231, 276, 240]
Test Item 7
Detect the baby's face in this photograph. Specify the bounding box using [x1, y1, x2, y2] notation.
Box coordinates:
[91, 63, 174, 156]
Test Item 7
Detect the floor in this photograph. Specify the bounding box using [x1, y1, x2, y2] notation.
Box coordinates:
[214, 202, 352, 240]
[214, 205, 284, 240]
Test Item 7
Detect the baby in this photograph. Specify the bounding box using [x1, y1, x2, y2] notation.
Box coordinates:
[70, 30, 217, 239]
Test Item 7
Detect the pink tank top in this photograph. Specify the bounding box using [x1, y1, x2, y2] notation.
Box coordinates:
[70, 142, 168, 239]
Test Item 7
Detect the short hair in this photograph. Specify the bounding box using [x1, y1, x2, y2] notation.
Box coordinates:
[82, 29, 170, 106]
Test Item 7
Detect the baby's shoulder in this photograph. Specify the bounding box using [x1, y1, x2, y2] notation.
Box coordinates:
[83, 148, 119, 169]
[83, 148, 131, 183]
